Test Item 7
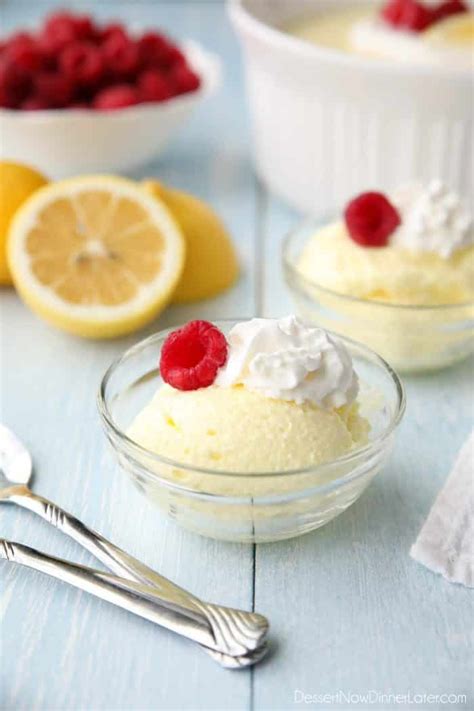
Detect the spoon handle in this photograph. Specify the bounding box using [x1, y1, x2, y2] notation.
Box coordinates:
[6, 486, 198, 608]
[3, 486, 268, 659]
[0, 538, 233, 653]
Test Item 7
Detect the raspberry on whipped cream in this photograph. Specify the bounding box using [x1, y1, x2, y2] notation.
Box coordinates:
[343, 181, 473, 258]
[344, 193, 401, 248]
[297, 180, 474, 306]
[160, 320, 228, 391]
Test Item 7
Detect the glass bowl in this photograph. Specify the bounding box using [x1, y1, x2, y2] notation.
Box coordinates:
[98, 320, 405, 543]
[283, 221, 474, 374]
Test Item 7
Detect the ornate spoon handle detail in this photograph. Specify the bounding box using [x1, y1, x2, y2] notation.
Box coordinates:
[1, 486, 269, 659]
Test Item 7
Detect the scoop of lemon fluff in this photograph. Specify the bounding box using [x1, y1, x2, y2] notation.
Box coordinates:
[128, 316, 369, 474]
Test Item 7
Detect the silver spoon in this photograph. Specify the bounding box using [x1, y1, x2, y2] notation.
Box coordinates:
[0, 424, 269, 668]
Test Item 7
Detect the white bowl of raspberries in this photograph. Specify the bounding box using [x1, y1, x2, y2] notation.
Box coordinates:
[0, 11, 221, 177]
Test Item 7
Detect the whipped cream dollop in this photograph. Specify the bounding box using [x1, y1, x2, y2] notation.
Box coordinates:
[390, 180, 473, 258]
[350, 17, 473, 70]
[216, 316, 359, 409]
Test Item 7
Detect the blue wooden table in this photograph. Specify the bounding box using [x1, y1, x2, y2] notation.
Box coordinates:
[1, 2, 473, 710]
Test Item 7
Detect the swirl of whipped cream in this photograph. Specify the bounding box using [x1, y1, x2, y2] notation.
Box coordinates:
[215, 316, 359, 409]
[390, 180, 473, 258]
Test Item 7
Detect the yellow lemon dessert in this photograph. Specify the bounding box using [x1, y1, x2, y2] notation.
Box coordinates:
[286, 1, 473, 70]
[424, 12, 474, 48]
[144, 180, 239, 303]
[298, 222, 473, 306]
[292, 181, 474, 371]
[0, 161, 48, 285]
[128, 316, 369, 474]
[7, 175, 185, 338]
[298, 181, 474, 306]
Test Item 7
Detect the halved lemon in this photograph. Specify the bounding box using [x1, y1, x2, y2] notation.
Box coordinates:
[143, 179, 239, 303]
[423, 14, 474, 48]
[0, 160, 49, 286]
[7, 175, 185, 338]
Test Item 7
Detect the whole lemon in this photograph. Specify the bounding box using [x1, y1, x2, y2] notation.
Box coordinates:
[0, 161, 48, 285]
[144, 180, 239, 303]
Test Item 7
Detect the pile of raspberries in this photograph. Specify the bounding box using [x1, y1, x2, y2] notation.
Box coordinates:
[0, 11, 201, 111]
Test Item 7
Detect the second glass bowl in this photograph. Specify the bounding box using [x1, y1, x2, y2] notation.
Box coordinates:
[283, 221, 474, 373]
[98, 321, 405, 543]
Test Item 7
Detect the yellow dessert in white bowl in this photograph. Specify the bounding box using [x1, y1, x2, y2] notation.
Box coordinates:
[286, 0, 474, 70]
[284, 181, 474, 372]
[99, 317, 404, 542]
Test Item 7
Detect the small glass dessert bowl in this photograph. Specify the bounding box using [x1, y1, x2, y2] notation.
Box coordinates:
[283, 183, 474, 373]
[98, 318, 405, 543]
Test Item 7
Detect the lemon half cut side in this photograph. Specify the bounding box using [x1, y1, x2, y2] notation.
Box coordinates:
[7, 175, 185, 338]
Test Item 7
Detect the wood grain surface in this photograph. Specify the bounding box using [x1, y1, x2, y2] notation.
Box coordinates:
[1, 2, 473, 710]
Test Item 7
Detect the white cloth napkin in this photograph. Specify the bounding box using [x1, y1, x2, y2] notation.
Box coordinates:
[410, 431, 474, 587]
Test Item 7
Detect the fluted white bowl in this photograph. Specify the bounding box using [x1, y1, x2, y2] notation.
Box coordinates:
[229, 0, 473, 216]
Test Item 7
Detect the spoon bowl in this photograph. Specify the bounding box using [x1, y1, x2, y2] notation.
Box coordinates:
[0, 424, 33, 486]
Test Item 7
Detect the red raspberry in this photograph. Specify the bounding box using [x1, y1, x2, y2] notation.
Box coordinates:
[4, 31, 34, 48]
[4, 34, 43, 74]
[20, 95, 49, 110]
[137, 32, 176, 68]
[382, 0, 406, 25]
[0, 60, 30, 108]
[41, 12, 78, 54]
[92, 84, 138, 110]
[344, 192, 401, 248]
[138, 69, 172, 102]
[161, 44, 186, 69]
[169, 65, 201, 96]
[99, 24, 129, 45]
[35, 70, 75, 108]
[160, 321, 228, 391]
[72, 14, 97, 42]
[60, 42, 104, 87]
[381, 0, 434, 31]
[432, 0, 468, 23]
[102, 35, 139, 78]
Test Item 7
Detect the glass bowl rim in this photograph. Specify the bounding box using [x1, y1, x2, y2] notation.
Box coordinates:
[97, 319, 406, 481]
[282, 217, 474, 312]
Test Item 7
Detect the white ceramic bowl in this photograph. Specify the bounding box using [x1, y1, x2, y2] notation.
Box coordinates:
[0, 41, 220, 179]
[229, 0, 473, 216]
